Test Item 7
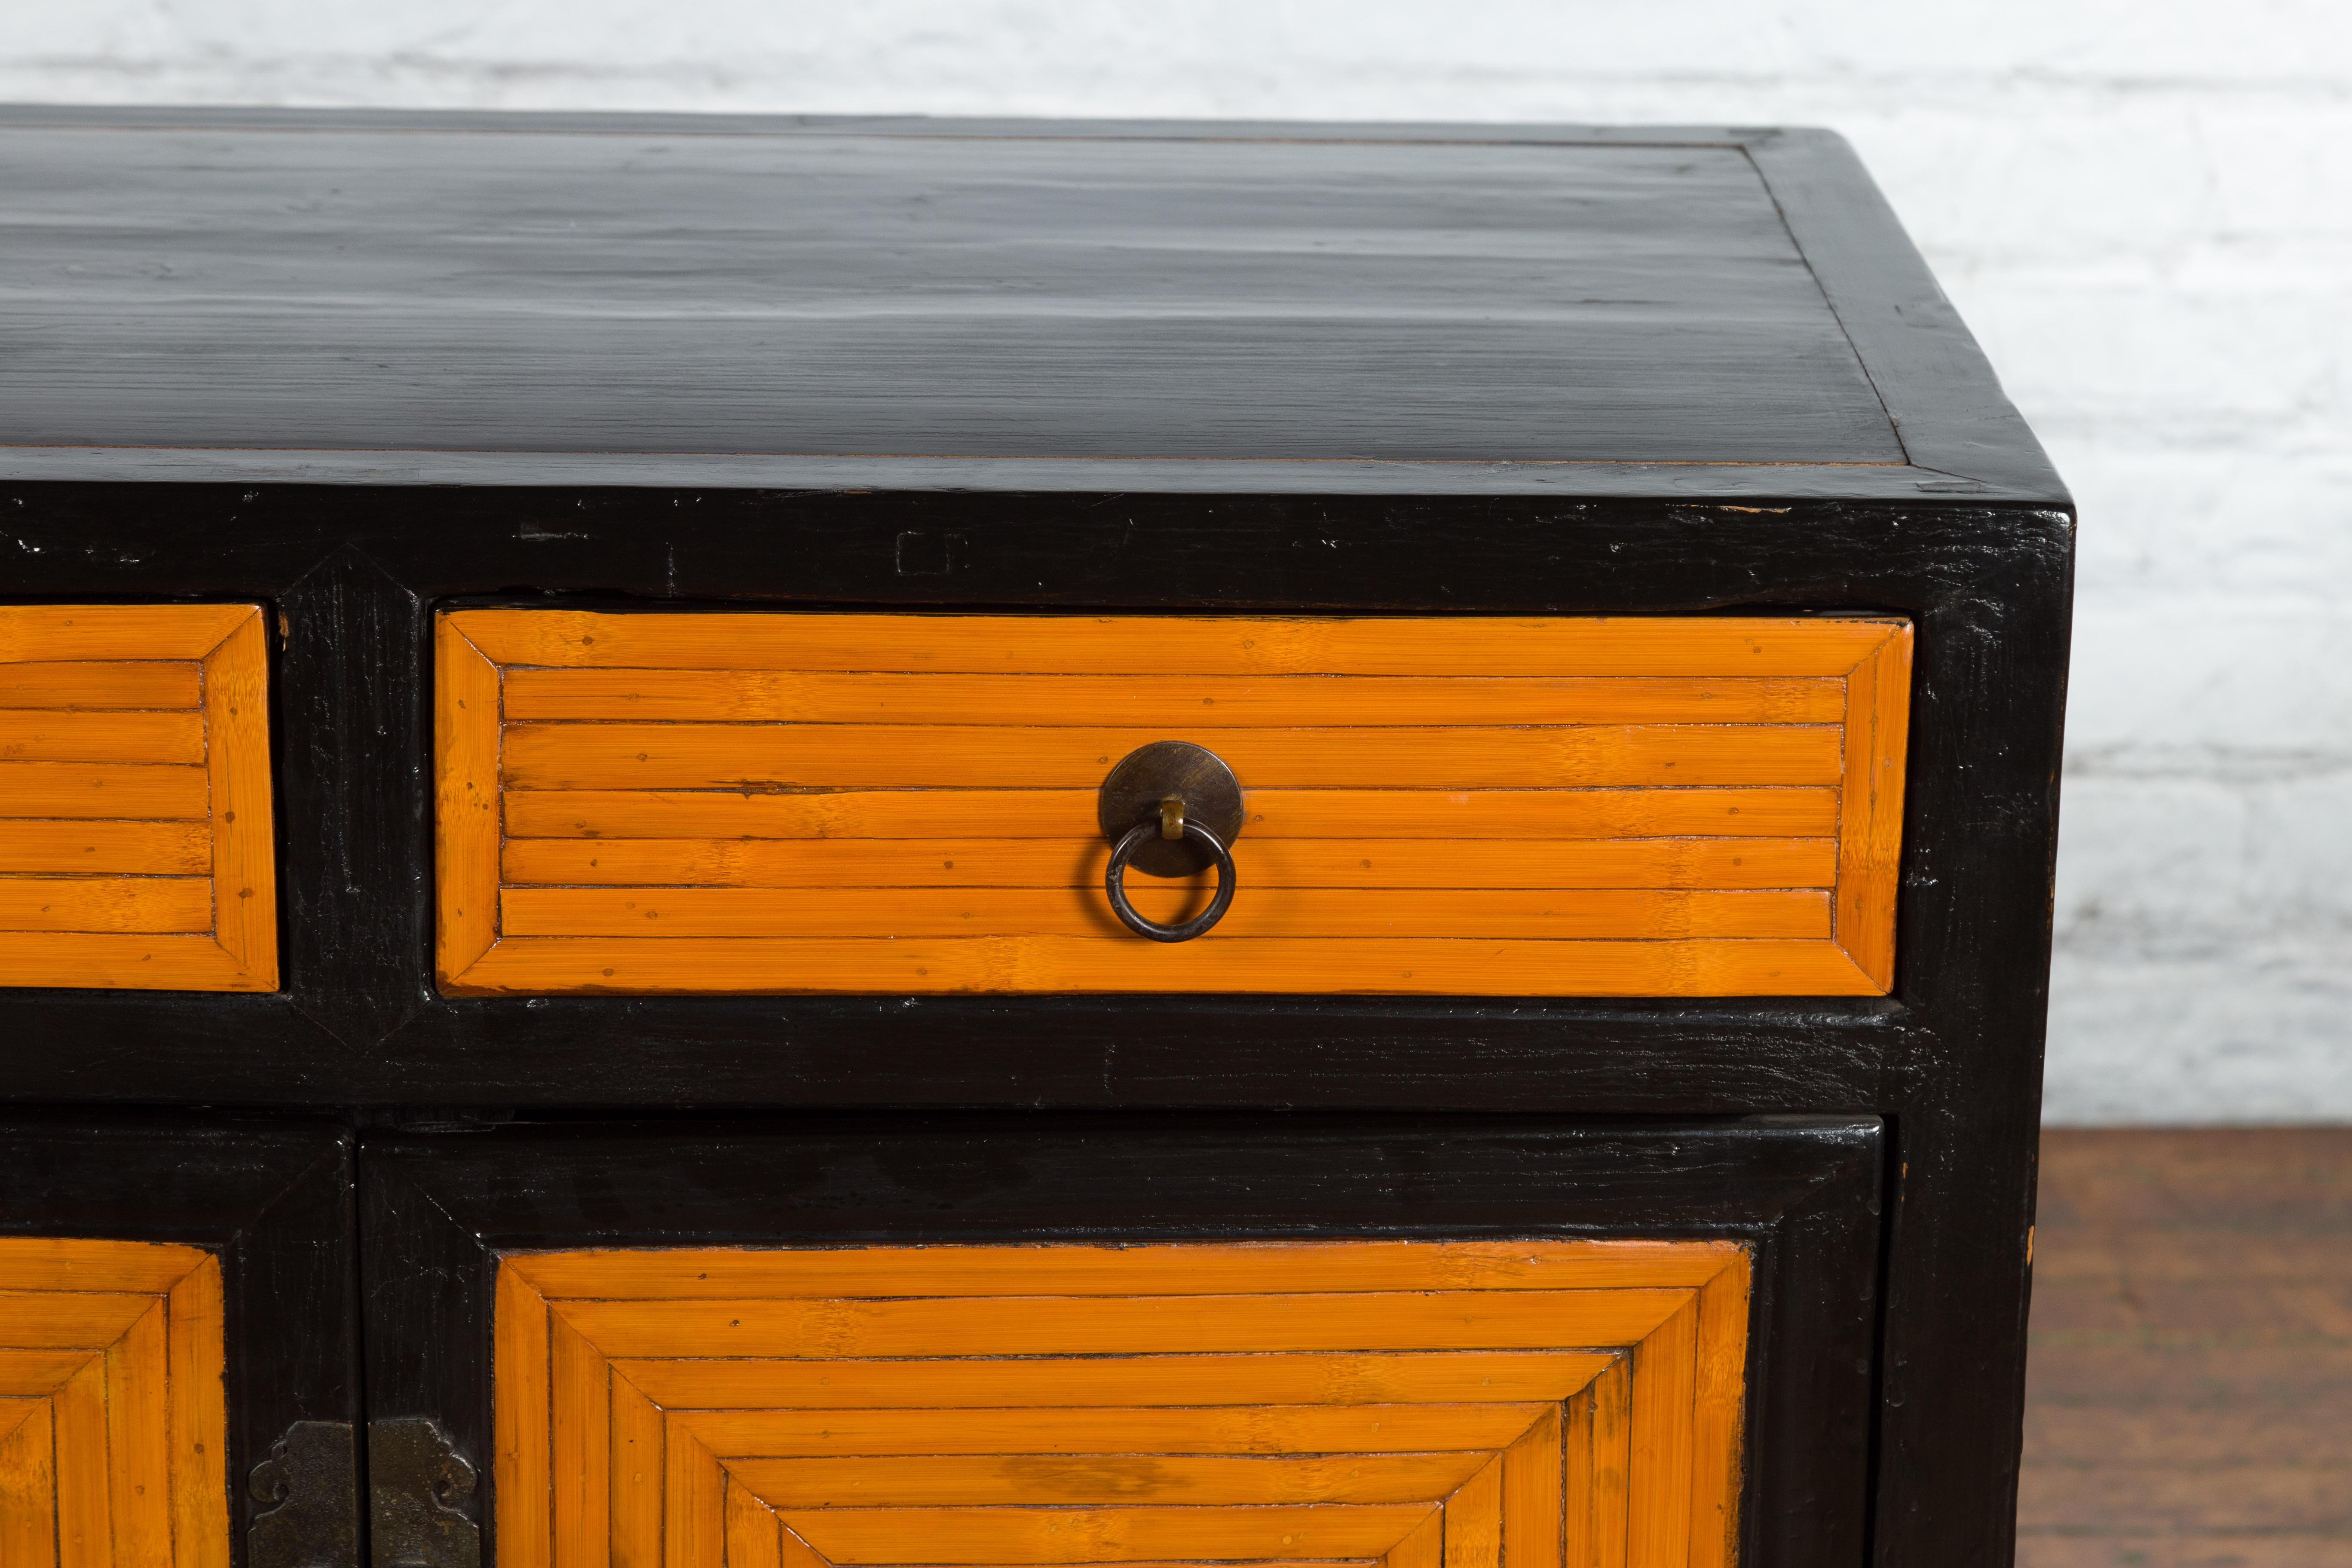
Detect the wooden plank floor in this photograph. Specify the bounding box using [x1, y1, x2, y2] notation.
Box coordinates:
[2021, 1129, 2352, 1567]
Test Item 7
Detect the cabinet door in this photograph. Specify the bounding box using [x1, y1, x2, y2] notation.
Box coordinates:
[0, 1118, 357, 1568]
[361, 1116, 1882, 1568]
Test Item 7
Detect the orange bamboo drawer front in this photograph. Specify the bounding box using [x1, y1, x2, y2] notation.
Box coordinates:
[0, 1237, 229, 1568]
[493, 1237, 1749, 1568]
[0, 606, 276, 991]
[436, 611, 1909, 996]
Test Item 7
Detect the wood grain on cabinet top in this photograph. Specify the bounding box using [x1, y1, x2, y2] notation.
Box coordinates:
[0, 1237, 228, 1568]
[0, 110, 2062, 500]
[0, 126, 1873, 463]
[0, 606, 276, 991]
[493, 1237, 1749, 1568]
[436, 609, 1909, 996]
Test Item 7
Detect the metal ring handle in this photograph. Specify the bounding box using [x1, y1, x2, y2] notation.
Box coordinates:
[1105, 818, 1237, 942]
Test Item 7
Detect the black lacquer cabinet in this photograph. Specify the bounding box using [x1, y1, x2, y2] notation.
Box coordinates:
[0, 107, 2068, 1568]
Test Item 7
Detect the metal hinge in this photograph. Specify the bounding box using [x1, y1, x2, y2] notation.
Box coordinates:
[247, 1417, 482, 1568]
[369, 1420, 482, 1568]
[249, 1421, 358, 1568]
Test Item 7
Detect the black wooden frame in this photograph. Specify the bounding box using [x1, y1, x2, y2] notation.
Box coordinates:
[0, 1116, 360, 1567]
[0, 110, 2072, 1568]
[360, 1113, 1885, 1568]
[0, 485, 2070, 1568]
[0, 489, 2071, 1568]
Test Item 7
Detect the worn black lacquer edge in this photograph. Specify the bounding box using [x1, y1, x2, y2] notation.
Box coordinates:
[1870, 497, 2072, 1568]
[357, 1113, 1883, 1568]
[1746, 131, 2067, 502]
[0, 449, 2002, 501]
[0, 1115, 360, 1568]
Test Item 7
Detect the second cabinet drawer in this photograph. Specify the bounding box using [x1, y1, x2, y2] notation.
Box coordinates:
[435, 611, 1908, 997]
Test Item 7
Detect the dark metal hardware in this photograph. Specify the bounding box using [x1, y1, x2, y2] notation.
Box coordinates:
[1096, 740, 1245, 878]
[1106, 816, 1238, 941]
[369, 1420, 480, 1568]
[1097, 740, 1244, 940]
[249, 1421, 358, 1568]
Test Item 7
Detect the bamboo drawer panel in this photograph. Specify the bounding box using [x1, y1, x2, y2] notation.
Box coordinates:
[494, 1238, 1749, 1568]
[0, 606, 276, 991]
[436, 611, 1908, 996]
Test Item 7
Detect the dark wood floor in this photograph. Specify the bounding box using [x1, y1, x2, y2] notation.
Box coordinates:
[2019, 1129, 2352, 1567]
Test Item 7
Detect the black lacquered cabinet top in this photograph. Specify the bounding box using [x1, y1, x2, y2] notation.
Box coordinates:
[0, 107, 2058, 502]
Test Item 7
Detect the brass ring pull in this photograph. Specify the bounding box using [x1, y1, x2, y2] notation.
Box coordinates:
[1105, 817, 1237, 942]
[1096, 739, 1246, 943]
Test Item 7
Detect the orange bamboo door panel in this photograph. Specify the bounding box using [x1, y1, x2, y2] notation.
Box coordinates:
[436, 611, 1908, 996]
[0, 605, 277, 990]
[0, 1237, 229, 1568]
[493, 1237, 1749, 1568]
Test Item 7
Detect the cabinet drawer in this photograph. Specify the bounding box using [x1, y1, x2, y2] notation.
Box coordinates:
[436, 611, 1908, 996]
[0, 605, 276, 991]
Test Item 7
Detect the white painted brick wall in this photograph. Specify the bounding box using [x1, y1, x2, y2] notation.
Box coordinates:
[6, 0, 2349, 1122]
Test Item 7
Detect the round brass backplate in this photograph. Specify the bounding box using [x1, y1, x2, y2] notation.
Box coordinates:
[1096, 741, 1246, 878]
